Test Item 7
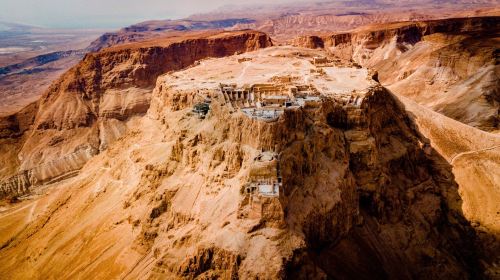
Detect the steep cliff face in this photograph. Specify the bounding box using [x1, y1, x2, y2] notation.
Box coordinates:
[313, 16, 498, 63]
[289, 87, 480, 279]
[373, 31, 499, 132]
[291, 18, 500, 276]
[223, 2, 500, 42]
[293, 16, 500, 132]
[83, 1, 499, 51]
[395, 94, 500, 278]
[37, 31, 273, 130]
[0, 30, 273, 199]
[0, 102, 38, 182]
[86, 19, 257, 52]
[0, 47, 485, 279]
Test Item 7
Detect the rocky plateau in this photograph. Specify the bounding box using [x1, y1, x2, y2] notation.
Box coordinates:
[0, 9, 499, 280]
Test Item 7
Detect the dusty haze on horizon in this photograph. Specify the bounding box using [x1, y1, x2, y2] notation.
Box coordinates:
[0, 0, 311, 29]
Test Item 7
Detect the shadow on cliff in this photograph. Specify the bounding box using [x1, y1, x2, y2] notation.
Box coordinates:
[285, 89, 494, 279]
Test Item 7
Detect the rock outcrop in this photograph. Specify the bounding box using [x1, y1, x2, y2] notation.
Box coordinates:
[86, 19, 258, 52]
[214, 1, 499, 41]
[0, 47, 483, 279]
[287, 86, 480, 279]
[114, 47, 494, 278]
[292, 16, 500, 132]
[0, 30, 273, 199]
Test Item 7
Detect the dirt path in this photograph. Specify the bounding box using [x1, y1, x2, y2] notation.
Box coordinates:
[236, 62, 250, 81]
[25, 200, 38, 223]
[450, 145, 500, 165]
[0, 200, 36, 218]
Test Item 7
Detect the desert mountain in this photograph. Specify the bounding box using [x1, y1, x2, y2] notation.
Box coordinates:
[88, 0, 499, 50]
[0, 45, 493, 279]
[293, 16, 500, 132]
[0, 30, 272, 194]
[0, 4, 499, 279]
[2, 0, 496, 117]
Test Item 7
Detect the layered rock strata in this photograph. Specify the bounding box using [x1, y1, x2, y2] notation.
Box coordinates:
[292, 16, 500, 132]
[0, 44, 489, 280]
[140, 48, 482, 278]
[0, 30, 273, 199]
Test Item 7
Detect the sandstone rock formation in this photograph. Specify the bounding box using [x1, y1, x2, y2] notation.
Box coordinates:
[396, 94, 500, 278]
[86, 1, 500, 51]
[0, 30, 272, 199]
[0, 47, 491, 279]
[1, 1, 499, 276]
[292, 16, 500, 132]
[86, 19, 257, 52]
[3, 1, 496, 119]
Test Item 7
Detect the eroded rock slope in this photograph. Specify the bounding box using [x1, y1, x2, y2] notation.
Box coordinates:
[0, 30, 272, 199]
[293, 16, 500, 132]
[0, 47, 488, 279]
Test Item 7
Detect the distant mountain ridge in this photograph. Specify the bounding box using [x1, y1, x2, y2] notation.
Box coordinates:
[86, 0, 499, 51]
[0, 50, 84, 76]
[86, 18, 256, 51]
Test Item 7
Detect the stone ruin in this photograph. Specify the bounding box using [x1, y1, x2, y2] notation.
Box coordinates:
[219, 78, 322, 122]
[237, 57, 252, 63]
[237, 151, 284, 221]
[245, 151, 282, 198]
[312, 56, 329, 65]
[192, 101, 210, 119]
[312, 55, 344, 67]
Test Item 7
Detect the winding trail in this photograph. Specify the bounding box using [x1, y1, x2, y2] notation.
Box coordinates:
[26, 200, 38, 223]
[236, 62, 251, 81]
[0, 201, 36, 218]
[450, 145, 500, 165]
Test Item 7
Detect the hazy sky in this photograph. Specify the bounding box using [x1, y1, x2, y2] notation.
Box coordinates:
[0, 0, 304, 29]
